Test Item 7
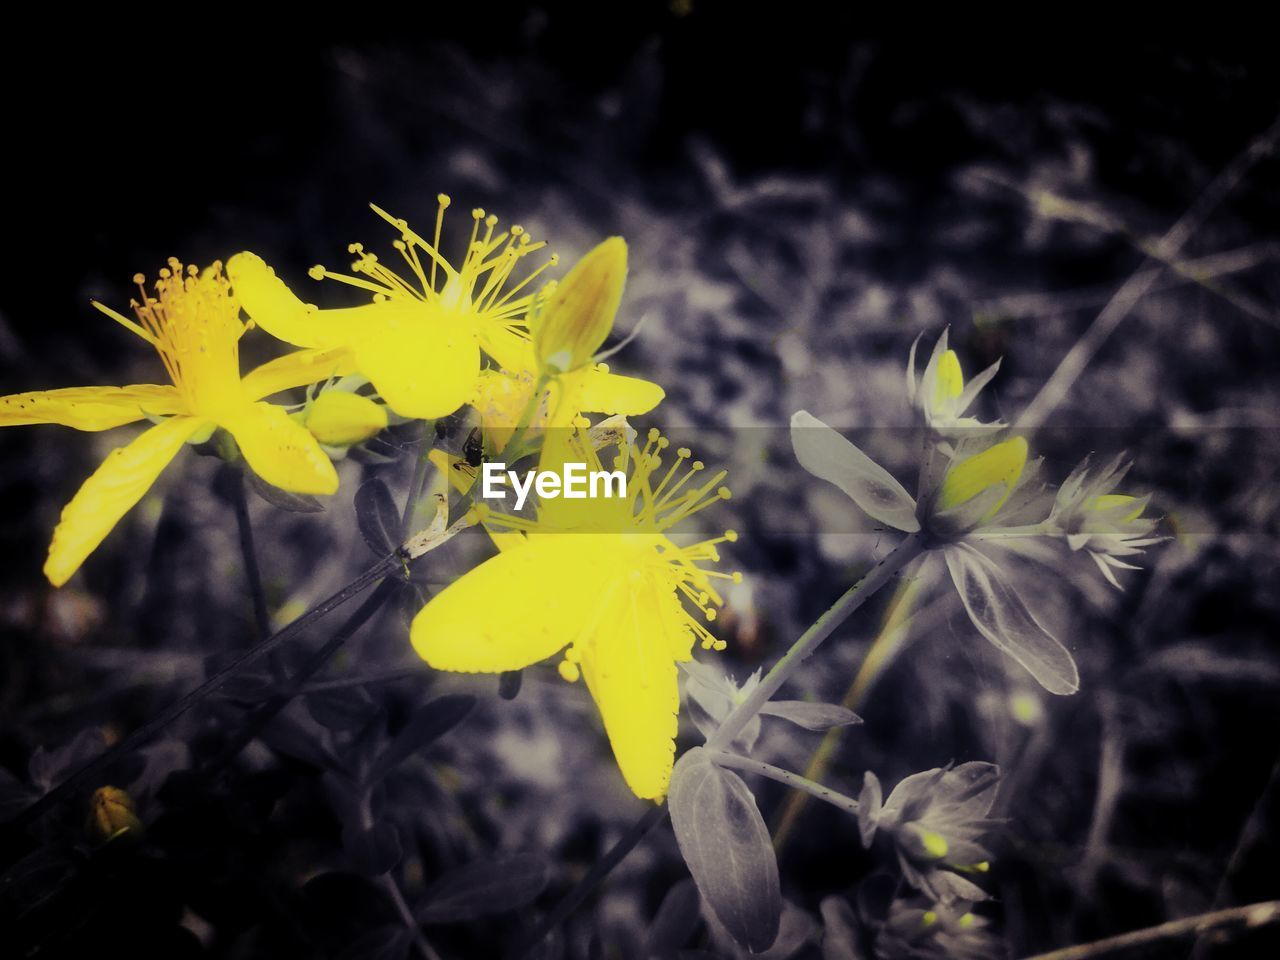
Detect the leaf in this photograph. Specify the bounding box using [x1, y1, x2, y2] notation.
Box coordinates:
[668, 748, 780, 953]
[498, 669, 524, 700]
[366, 695, 475, 785]
[646, 878, 702, 958]
[344, 820, 404, 876]
[418, 855, 550, 923]
[944, 544, 1079, 694]
[245, 465, 326, 512]
[306, 687, 382, 732]
[355, 477, 403, 555]
[790, 411, 920, 533]
[0, 767, 38, 821]
[759, 701, 862, 732]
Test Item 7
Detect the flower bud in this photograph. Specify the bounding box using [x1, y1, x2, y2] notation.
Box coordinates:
[533, 237, 627, 374]
[937, 437, 1027, 518]
[299, 391, 387, 446]
[86, 785, 143, 844]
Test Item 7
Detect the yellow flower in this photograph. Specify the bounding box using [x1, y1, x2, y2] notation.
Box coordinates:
[411, 426, 738, 800]
[0, 260, 351, 586]
[227, 196, 557, 421]
[472, 237, 663, 456]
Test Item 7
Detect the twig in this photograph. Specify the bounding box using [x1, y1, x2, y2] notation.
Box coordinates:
[1017, 112, 1280, 430]
[1019, 900, 1280, 960]
[709, 750, 860, 819]
[381, 873, 443, 960]
[515, 804, 668, 958]
[973, 243, 1278, 321]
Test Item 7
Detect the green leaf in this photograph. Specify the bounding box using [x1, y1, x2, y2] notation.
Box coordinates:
[669, 747, 780, 953]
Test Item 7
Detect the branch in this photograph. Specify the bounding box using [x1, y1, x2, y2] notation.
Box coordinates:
[1020, 901, 1280, 960]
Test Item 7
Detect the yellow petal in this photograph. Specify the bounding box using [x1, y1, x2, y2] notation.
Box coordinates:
[242, 347, 357, 401]
[354, 307, 480, 420]
[219, 402, 339, 495]
[411, 535, 620, 673]
[44, 416, 207, 586]
[579, 578, 687, 800]
[227, 252, 366, 349]
[1, 385, 186, 431]
[938, 437, 1027, 514]
[575, 367, 665, 416]
[477, 325, 536, 373]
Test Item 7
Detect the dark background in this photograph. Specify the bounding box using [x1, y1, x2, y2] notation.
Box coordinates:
[2, 10, 1279, 958]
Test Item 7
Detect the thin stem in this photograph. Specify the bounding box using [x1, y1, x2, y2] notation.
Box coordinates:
[401, 421, 435, 540]
[772, 582, 943, 852]
[203, 579, 400, 774]
[707, 534, 925, 751]
[1018, 900, 1280, 960]
[380, 873, 442, 960]
[709, 750, 860, 819]
[302, 666, 427, 694]
[515, 803, 668, 959]
[1, 553, 399, 847]
[229, 467, 271, 641]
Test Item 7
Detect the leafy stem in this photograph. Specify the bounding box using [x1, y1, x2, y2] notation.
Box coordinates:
[707, 533, 926, 751]
[708, 750, 860, 819]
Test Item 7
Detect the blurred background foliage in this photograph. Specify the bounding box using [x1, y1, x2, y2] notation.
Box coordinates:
[1, 9, 1279, 958]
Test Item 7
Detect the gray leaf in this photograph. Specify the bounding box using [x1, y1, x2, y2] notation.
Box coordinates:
[669, 748, 780, 953]
[759, 701, 862, 732]
[418, 854, 549, 922]
[945, 544, 1079, 694]
[791, 411, 919, 532]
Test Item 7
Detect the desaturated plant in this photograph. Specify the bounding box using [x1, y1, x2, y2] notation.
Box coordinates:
[0, 196, 1159, 957]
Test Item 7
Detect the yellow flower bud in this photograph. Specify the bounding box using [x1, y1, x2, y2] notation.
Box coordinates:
[302, 392, 387, 446]
[533, 237, 627, 374]
[933, 350, 964, 407]
[86, 785, 143, 844]
[1086, 493, 1143, 522]
[938, 437, 1028, 517]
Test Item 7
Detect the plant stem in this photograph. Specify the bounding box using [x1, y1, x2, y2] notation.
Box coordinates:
[515, 803, 668, 959]
[707, 534, 925, 751]
[203, 579, 400, 774]
[229, 467, 272, 641]
[380, 873, 442, 960]
[401, 420, 435, 540]
[709, 750, 860, 819]
[1018, 900, 1280, 960]
[1, 553, 399, 848]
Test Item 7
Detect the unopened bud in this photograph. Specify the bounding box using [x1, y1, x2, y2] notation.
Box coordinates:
[533, 237, 627, 373]
[86, 785, 143, 844]
[300, 392, 387, 446]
